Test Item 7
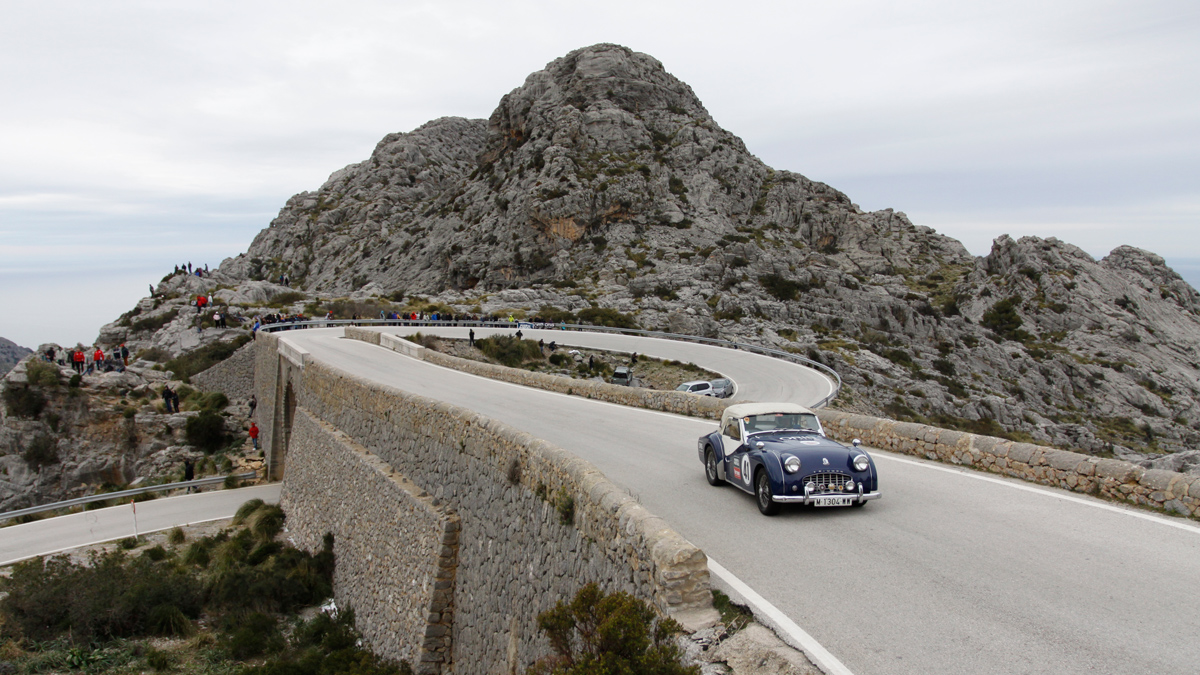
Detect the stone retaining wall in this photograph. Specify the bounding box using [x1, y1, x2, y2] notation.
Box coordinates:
[343, 327, 1199, 520]
[818, 409, 1200, 518]
[344, 326, 727, 420]
[258, 331, 715, 675]
[191, 341, 256, 401]
[282, 410, 457, 674]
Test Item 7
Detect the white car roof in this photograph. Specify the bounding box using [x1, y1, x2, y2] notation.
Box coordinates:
[721, 402, 816, 428]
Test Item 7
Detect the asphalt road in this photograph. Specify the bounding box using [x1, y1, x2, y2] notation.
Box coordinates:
[280, 328, 1200, 675]
[374, 325, 836, 405]
[0, 484, 281, 566]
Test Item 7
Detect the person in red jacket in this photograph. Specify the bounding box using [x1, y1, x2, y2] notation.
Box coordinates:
[93, 347, 105, 370]
[72, 349, 84, 373]
[248, 422, 260, 450]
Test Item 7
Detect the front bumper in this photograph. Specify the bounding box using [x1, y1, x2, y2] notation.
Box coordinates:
[773, 490, 881, 505]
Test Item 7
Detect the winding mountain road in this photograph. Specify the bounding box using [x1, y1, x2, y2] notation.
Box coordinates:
[289, 327, 1200, 675]
[7, 327, 1198, 675]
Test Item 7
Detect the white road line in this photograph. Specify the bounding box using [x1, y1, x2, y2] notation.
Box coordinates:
[872, 452, 1200, 535]
[707, 558, 855, 675]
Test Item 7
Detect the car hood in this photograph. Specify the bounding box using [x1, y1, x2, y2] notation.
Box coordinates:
[753, 433, 861, 465]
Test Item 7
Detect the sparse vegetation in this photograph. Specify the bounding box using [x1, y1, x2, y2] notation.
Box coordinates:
[163, 334, 252, 383]
[526, 583, 696, 675]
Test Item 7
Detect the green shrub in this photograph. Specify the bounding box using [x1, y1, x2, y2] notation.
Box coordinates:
[221, 612, 284, 659]
[68, 373, 82, 388]
[131, 313, 175, 333]
[758, 274, 803, 301]
[4, 386, 46, 419]
[477, 336, 544, 367]
[145, 646, 173, 671]
[0, 550, 203, 643]
[549, 353, 569, 367]
[538, 305, 576, 323]
[268, 291, 307, 308]
[981, 297, 1032, 342]
[22, 435, 59, 470]
[25, 360, 61, 387]
[233, 498, 266, 525]
[404, 332, 443, 350]
[526, 583, 695, 675]
[162, 334, 252, 383]
[186, 410, 227, 453]
[251, 505, 285, 543]
[576, 306, 638, 329]
[169, 527, 186, 545]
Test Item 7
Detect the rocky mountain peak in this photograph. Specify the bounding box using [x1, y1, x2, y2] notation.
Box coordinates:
[187, 44, 1200, 463]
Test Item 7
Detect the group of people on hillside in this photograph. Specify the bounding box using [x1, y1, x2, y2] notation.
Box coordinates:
[44, 344, 131, 375]
[174, 262, 210, 278]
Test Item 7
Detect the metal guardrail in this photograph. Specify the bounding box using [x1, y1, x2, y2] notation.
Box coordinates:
[0, 472, 258, 522]
[259, 318, 843, 408]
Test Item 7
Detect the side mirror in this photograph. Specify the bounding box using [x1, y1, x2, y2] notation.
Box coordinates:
[852, 439, 861, 448]
[755, 441, 765, 450]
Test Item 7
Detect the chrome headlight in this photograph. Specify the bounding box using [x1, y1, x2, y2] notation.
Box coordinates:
[853, 454, 870, 472]
[783, 455, 801, 474]
[844, 480, 856, 492]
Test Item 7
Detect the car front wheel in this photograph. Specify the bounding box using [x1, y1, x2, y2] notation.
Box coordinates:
[705, 447, 724, 486]
[755, 470, 780, 515]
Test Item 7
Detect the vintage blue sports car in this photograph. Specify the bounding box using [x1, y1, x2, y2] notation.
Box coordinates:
[697, 402, 881, 515]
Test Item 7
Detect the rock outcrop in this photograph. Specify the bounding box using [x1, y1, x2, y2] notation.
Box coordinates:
[211, 44, 1199, 464]
[5, 43, 1196, 508]
[0, 337, 32, 378]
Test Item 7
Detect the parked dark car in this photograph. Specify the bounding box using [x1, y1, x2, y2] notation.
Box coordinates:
[697, 402, 880, 515]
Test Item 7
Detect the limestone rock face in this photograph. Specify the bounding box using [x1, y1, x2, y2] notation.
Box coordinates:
[0, 337, 32, 378]
[91, 43, 1200, 467]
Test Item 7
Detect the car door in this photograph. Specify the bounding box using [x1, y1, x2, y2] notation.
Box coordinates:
[721, 420, 753, 489]
[693, 382, 712, 396]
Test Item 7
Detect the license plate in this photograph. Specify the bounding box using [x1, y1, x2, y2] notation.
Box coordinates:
[814, 496, 854, 507]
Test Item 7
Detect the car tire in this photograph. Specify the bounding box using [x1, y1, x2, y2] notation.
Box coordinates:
[755, 470, 780, 516]
[705, 447, 725, 486]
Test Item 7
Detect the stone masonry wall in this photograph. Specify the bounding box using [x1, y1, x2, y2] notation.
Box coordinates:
[259, 332, 714, 675]
[191, 341, 256, 402]
[340, 327, 1200, 520]
[818, 409, 1200, 518]
[344, 326, 727, 420]
[282, 410, 458, 674]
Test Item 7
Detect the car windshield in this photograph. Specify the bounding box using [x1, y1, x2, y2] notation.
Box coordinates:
[742, 413, 820, 434]
[675, 384, 691, 391]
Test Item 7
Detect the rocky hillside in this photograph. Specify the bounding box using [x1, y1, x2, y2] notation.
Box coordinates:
[211, 44, 1200, 466]
[5, 44, 1195, 506]
[0, 338, 32, 378]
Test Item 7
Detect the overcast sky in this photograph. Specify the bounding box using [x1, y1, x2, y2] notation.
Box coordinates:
[2, 0, 1197, 349]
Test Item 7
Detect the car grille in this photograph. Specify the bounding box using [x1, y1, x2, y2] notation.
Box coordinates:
[805, 472, 852, 493]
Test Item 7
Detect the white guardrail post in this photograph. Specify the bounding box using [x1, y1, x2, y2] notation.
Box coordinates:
[259, 318, 842, 407]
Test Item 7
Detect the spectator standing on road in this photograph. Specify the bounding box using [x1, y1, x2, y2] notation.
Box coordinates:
[469, 329, 475, 347]
[248, 422, 260, 450]
[183, 458, 195, 493]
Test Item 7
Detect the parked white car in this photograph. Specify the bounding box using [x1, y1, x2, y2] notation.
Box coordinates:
[676, 380, 715, 396]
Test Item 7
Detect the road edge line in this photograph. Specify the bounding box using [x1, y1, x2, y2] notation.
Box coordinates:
[707, 557, 856, 675]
